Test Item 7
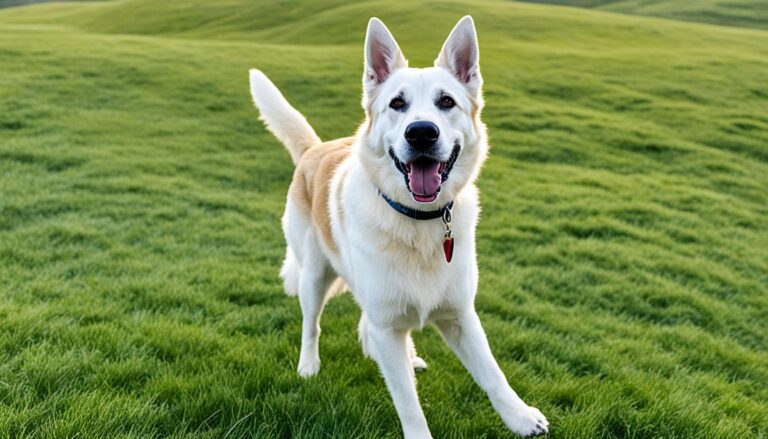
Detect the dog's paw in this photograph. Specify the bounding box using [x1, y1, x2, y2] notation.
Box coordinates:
[503, 404, 548, 437]
[411, 356, 428, 371]
[297, 359, 321, 378]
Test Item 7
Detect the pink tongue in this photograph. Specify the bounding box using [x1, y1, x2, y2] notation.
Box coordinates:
[408, 161, 442, 198]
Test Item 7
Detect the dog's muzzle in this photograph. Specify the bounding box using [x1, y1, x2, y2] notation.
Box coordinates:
[389, 144, 460, 203]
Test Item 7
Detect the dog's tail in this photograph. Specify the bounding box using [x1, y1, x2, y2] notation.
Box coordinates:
[249, 69, 320, 165]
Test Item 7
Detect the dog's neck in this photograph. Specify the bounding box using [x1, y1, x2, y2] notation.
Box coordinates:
[378, 190, 453, 221]
[376, 189, 456, 263]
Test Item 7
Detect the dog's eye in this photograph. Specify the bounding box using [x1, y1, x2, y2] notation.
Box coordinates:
[438, 96, 455, 109]
[389, 97, 406, 110]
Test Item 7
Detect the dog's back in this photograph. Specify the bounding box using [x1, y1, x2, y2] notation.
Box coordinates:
[289, 137, 352, 255]
[250, 69, 352, 297]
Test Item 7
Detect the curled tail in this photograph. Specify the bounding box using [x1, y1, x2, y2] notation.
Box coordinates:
[249, 69, 320, 164]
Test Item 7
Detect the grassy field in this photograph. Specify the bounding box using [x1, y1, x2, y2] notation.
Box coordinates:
[518, 0, 768, 30]
[1, 0, 767, 437]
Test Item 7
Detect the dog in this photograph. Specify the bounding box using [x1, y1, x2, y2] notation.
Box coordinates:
[249, 16, 548, 438]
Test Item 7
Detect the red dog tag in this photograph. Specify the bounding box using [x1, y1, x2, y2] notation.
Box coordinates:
[443, 236, 454, 263]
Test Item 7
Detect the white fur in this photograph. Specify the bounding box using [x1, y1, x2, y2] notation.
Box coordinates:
[249, 69, 321, 164]
[250, 16, 548, 438]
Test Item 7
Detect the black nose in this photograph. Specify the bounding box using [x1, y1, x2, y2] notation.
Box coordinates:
[405, 121, 439, 150]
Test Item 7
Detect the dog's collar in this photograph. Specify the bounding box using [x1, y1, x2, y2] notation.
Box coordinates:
[378, 191, 453, 220]
[378, 190, 456, 263]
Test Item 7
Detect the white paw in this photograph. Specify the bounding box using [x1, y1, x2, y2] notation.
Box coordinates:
[297, 358, 320, 378]
[411, 356, 428, 370]
[504, 404, 548, 437]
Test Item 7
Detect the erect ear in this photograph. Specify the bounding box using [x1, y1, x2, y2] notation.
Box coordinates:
[435, 16, 481, 94]
[363, 18, 407, 90]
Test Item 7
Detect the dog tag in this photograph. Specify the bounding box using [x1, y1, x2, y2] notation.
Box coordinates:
[441, 205, 454, 263]
[443, 236, 454, 263]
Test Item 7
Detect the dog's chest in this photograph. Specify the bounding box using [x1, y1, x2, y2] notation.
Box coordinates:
[347, 218, 467, 327]
[336, 168, 479, 327]
[380, 264, 455, 328]
[378, 223, 446, 269]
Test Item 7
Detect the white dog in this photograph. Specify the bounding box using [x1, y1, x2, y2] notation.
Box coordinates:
[249, 16, 548, 438]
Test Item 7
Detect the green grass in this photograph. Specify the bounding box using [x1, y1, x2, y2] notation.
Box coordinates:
[517, 0, 768, 30]
[1, 0, 767, 437]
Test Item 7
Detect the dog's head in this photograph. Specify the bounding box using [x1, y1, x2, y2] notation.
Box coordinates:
[359, 16, 487, 207]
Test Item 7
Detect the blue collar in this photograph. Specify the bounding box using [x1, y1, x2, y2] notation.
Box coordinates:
[379, 191, 453, 220]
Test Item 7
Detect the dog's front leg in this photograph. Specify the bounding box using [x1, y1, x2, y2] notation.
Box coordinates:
[367, 324, 432, 439]
[436, 311, 548, 437]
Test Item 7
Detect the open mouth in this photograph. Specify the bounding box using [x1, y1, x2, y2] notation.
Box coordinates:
[389, 144, 460, 203]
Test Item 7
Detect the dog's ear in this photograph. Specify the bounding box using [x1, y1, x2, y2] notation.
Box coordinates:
[435, 16, 482, 95]
[363, 18, 407, 91]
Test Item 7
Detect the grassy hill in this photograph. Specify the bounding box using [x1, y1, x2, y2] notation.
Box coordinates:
[0, 0, 47, 8]
[1, 0, 767, 437]
[518, 0, 768, 30]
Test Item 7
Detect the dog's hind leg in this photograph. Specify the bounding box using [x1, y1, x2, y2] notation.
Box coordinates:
[406, 333, 427, 371]
[296, 231, 335, 378]
[358, 313, 371, 359]
[280, 248, 300, 296]
[281, 199, 307, 297]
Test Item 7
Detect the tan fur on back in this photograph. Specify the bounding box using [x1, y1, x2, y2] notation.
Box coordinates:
[288, 137, 353, 254]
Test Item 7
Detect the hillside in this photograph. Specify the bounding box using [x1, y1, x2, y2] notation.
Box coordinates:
[0, 0, 45, 8]
[1, 0, 767, 437]
[519, 0, 768, 30]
